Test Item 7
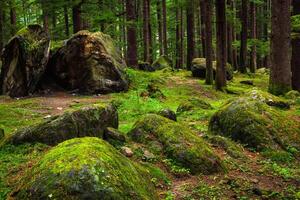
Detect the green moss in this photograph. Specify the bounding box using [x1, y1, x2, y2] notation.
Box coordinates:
[209, 90, 300, 152]
[12, 137, 158, 200]
[177, 97, 213, 114]
[151, 56, 172, 70]
[285, 90, 300, 100]
[291, 15, 300, 33]
[129, 114, 225, 174]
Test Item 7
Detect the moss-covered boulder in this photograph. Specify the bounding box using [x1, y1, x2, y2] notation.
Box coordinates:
[8, 104, 118, 145]
[151, 56, 172, 70]
[177, 97, 213, 114]
[209, 90, 300, 151]
[10, 137, 158, 200]
[45, 31, 128, 94]
[158, 109, 177, 121]
[191, 58, 233, 80]
[0, 25, 50, 97]
[138, 61, 155, 72]
[129, 114, 224, 174]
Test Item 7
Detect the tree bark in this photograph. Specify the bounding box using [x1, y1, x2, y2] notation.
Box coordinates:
[239, 0, 248, 73]
[215, 0, 227, 90]
[143, 0, 151, 63]
[186, 0, 195, 70]
[157, 0, 163, 56]
[162, 0, 167, 56]
[64, 6, 69, 37]
[72, 3, 82, 33]
[250, 2, 257, 73]
[269, 0, 292, 95]
[227, 0, 233, 66]
[10, 3, 17, 36]
[292, 0, 300, 91]
[126, 0, 138, 67]
[0, 5, 3, 53]
[200, 0, 206, 58]
[204, 0, 213, 85]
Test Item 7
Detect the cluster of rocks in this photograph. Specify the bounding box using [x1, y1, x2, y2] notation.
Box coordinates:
[0, 25, 129, 98]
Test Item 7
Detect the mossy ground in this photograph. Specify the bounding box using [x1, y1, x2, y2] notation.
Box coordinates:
[1, 69, 300, 199]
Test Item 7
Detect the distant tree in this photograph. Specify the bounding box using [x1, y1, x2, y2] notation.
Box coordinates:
[292, 0, 300, 91]
[269, 0, 291, 95]
[186, 0, 195, 70]
[204, 0, 213, 85]
[239, 0, 248, 73]
[215, 0, 227, 90]
[250, 1, 257, 73]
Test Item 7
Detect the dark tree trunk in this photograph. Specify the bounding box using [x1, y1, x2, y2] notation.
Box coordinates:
[0, 6, 3, 53]
[215, 0, 227, 90]
[64, 6, 69, 37]
[250, 2, 257, 73]
[186, 0, 195, 70]
[204, 0, 213, 85]
[143, 0, 152, 63]
[200, 0, 206, 58]
[239, 0, 248, 73]
[269, 0, 291, 95]
[175, 1, 183, 69]
[227, 0, 233, 66]
[72, 3, 82, 33]
[41, 1, 49, 33]
[162, 0, 167, 55]
[157, 0, 163, 56]
[232, 0, 238, 70]
[10, 5, 17, 35]
[126, 0, 138, 67]
[292, 0, 300, 91]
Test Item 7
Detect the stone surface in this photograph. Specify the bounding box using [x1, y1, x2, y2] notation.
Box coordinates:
[129, 114, 224, 174]
[0, 25, 50, 97]
[158, 109, 177, 121]
[151, 56, 172, 70]
[8, 104, 118, 145]
[10, 137, 158, 200]
[45, 31, 128, 94]
[191, 58, 233, 80]
[121, 146, 134, 157]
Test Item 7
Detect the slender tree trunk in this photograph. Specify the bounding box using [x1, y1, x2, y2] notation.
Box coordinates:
[215, 0, 227, 90]
[175, 0, 182, 69]
[157, 0, 163, 56]
[292, 0, 300, 91]
[143, 0, 151, 63]
[162, 0, 167, 56]
[204, 0, 213, 85]
[232, 0, 238, 70]
[269, 0, 291, 95]
[64, 6, 69, 37]
[239, 0, 248, 73]
[200, 0, 206, 57]
[186, 0, 195, 70]
[250, 2, 257, 73]
[10, 4, 17, 35]
[125, 0, 138, 67]
[41, 1, 49, 33]
[72, 3, 82, 33]
[227, 0, 233, 66]
[0, 6, 3, 53]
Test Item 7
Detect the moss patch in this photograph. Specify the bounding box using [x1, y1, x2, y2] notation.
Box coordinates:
[10, 137, 158, 200]
[129, 114, 225, 174]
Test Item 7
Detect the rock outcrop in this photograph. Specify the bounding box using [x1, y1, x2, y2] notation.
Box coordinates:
[191, 58, 233, 80]
[46, 31, 128, 94]
[10, 137, 158, 200]
[129, 114, 224, 174]
[0, 25, 50, 97]
[8, 104, 118, 145]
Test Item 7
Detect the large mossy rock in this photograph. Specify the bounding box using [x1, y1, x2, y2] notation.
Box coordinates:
[151, 56, 172, 71]
[209, 90, 300, 151]
[191, 58, 233, 80]
[8, 104, 118, 145]
[0, 25, 50, 97]
[129, 114, 224, 174]
[177, 97, 213, 114]
[46, 31, 128, 94]
[10, 137, 158, 200]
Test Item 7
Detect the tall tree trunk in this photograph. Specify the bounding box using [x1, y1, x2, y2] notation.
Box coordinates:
[232, 0, 238, 70]
[10, 4, 17, 35]
[227, 0, 233, 66]
[72, 3, 82, 33]
[200, 0, 206, 58]
[0, 6, 3, 53]
[239, 0, 248, 73]
[64, 6, 69, 37]
[292, 0, 300, 91]
[186, 0, 195, 70]
[175, 0, 181, 68]
[162, 0, 167, 55]
[250, 2, 257, 73]
[41, 1, 49, 33]
[126, 0, 138, 67]
[143, 0, 151, 63]
[269, 0, 291, 95]
[204, 0, 213, 85]
[215, 0, 227, 90]
[157, 0, 163, 56]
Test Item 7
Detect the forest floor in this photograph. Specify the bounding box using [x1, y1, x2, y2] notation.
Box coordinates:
[0, 69, 300, 199]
